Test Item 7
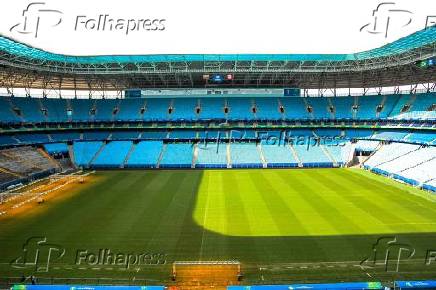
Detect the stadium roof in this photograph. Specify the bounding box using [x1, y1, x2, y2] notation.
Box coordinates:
[0, 26, 435, 90]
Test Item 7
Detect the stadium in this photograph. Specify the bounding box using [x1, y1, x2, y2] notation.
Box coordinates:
[0, 4, 435, 290]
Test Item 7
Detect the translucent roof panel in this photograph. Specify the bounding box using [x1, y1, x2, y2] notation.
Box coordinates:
[0, 25, 435, 64]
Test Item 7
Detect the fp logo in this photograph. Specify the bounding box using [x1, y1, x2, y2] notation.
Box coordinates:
[360, 237, 415, 272]
[10, 237, 65, 272]
[9, 2, 63, 38]
[360, 2, 413, 38]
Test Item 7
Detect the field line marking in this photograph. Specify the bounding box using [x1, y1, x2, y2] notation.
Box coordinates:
[199, 174, 211, 260]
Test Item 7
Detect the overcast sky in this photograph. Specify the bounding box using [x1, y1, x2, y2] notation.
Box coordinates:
[0, 0, 435, 55]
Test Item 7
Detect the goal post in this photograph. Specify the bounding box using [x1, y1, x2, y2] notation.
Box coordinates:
[172, 260, 241, 284]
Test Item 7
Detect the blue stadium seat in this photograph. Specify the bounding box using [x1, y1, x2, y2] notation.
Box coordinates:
[116, 98, 145, 121]
[44, 143, 69, 154]
[198, 98, 225, 120]
[196, 142, 228, 168]
[171, 98, 198, 121]
[95, 99, 120, 121]
[0, 97, 21, 123]
[142, 98, 171, 121]
[280, 98, 310, 119]
[41, 98, 68, 122]
[230, 143, 262, 168]
[262, 144, 298, 167]
[73, 141, 104, 166]
[69, 99, 93, 122]
[293, 144, 332, 166]
[227, 98, 254, 120]
[126, 141, 163, 167]
[50, 132, 81, 142]
[168, 130, 198, 139]
[160, 143, 193, 168]
[11, 97, 46, 123]
[110, 131, 141, 140]
[15, 134, 50, 144]
[82, 131, 110, 140]
[254, 98, 282, 120]
[91, 141, 132, 167]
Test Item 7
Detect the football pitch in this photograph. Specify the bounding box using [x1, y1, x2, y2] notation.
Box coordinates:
[1, 168, 436, 285]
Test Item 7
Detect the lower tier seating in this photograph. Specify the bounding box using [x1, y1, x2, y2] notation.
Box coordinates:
[73, 141, 104, 167]
[365, 144, 436, 189]
[126, 141, 163, 168]
[196, 143, 228, 168]
[261, 144, 298, 167]
[160, 143, 193, 168]
[0, 146, 60, 189]
[92, 141, 132, 167]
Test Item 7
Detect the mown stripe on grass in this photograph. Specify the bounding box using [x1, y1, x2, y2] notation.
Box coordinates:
[318, 170, 419, 233]
[147, 171, 202, 257]
[272, 170, 338, 235]
[345, 169, 436, 224]
[249, 170, 328, 261]
[292, 170, 368, 234]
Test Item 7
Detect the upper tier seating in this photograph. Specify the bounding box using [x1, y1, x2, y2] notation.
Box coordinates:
[171, 98, 198, 120]
[10, 97, 46, 123]
[143, 99, 171, 121]
[254, 98, 282, 120]
[0, 97, 21, 123]
[0, 92, 434, 123]
[41, 98, 68, 122]
[116, 98, 145, 121]
[306, 97, 331, 119]
[198, 98, 225, 120]
[389, 93, 436, 120]
[227, 98, 254, 120]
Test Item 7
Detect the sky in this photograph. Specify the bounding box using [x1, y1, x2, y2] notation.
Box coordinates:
[0, 0, 435, 56]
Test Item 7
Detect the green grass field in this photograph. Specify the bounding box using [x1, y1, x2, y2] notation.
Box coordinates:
[1, 168, 436, 285]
